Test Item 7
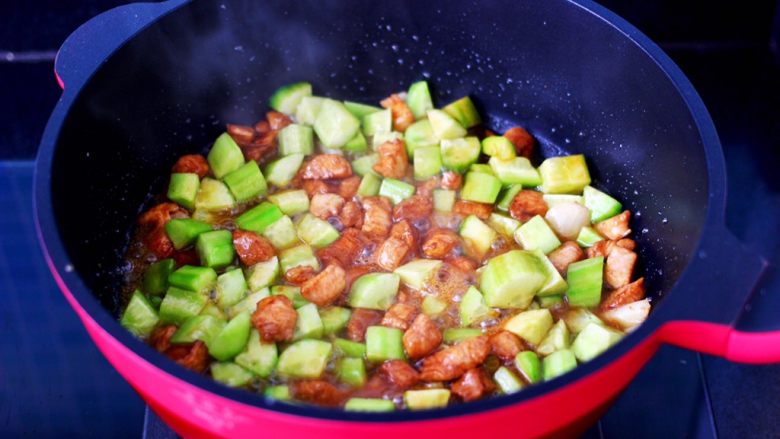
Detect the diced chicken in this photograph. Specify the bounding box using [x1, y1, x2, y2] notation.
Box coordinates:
[600, 278, 646, 311]
[422, 228, 460, 259]
[451, 368, 496, 402]
[503, 127, 535, 159]
[144, 228, 175, 259]
[138, 203, 189, 258]
[290, 380, 348, 407]
[604, 246, 637, 289]
[587, 238, 636, 259]
[453, 200, 493, 220]
[373, 139, 409, 179]
[172, 248, 200, 267]
[301, 154, 353, 180]
[445, 256, 478, 273]
[379, 360, 420, 389]
[301, 179, 332, 198]
[602, 298, 651, 331]
[310, 193, 346, 220]
[547, 241, 585, 274]
[165, 340, 209, 373]
[251, 295, 298, 342]
[509, 190, 548, 222]
[594, 210, 631, 240]
[415, 176, 441, 197]
[346, 308, 385, 342]
[381, 303, 419, 331]
[284, 265, 317, 285]
[380, 94, 415, 132]
[393, 194, 433, 223]
[375, 221, 416, 271]
[419, 335, 491, 381]
[361, 197, 393, 239]
[226, 124, 256, 145]
[149, 325, 177, 353]
[266, 111, 293, 131]
[171, 154, 209, 179]
[441, 171, 463, 190]
[300, 264, 347, 307]
[232, 230, 276, 266]
[339, 201, 364, 228]
[403, 314, 443, 360]
[489, 330, 523, 361]
[338, 176, 362, 200]
[318, 228, 366, 268]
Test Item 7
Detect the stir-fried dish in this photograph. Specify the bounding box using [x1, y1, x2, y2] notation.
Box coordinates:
[120, 81, 650, 411]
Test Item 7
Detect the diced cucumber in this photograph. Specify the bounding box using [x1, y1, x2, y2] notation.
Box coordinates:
[209, 312, 252, 361]
[200, 302, 226, 320]
[440, 137, 481, 172]
[583, 186, 622, 223]
[235, 329, 278, 378]
[171, 315, 225, 346]
[295, 213, 340, 248]
[352, 153, 379, 177]
[422, 295, 447, 316]
[295, 95, 325, 125]
[279, 244, 320, 272]
[262, 216, 299, 250]
[537, 319, 571, 356]
[348, 273, 400, 310]
[362, 108, 392, 136]
[576, 226, 603, 248]
[461, 172, 502, 204]
[469, 163, 495, 175]
[216, 268, 248, 309]
[264, 385, 290, 400]
[320, 307, 351, 336]
[264, 153, 304, 188]
[543, 349, 577, 380]
[538, 294, 564, 309]
[143, 259, 176, 296]
[245, 257, 279, 292]
[337, 357, 367, 386]
[407, 81, 434, 119]
[211, 362, 254, 387]
[496, 184, 523, 212]
[236, 202, 283, 234]
[514, 215, 561, 255]
[357, 173, 382, 197]
[394, 259, 443, 290]
[208, 133, 245, 179]
[427, 109, 467, 140]
[372, 131, 404, 149]
[344, 101, 382, 119]
[443, 328, 482, 344]
[443, 96, 481, 128]
[268, 190, 310, 216]
[345, 398, 395, 412]
[566, 257, 604, 308]
[482, 136, 516, 160]
[488, 157, 542, 187]
[344, 131, 369, 153]
[563, 308, 605, 335]
[543, 194, 584, 209]
[168, 265, 217, 293]
[378, 178, 416, 204]
[459, 286, 491, 326]
[503, 309, 554, 346]
[480, 250, 546, 309]
[276, 339, 332, 379]
[223, 161, 267, 202]
[168, 173, 200, 210]
[414, 145, 443, 180]
[515, 351, 542, 384]
[459, 215, 497, 260]
[433, 189, 456, 212]
[271, 285, 310, 309]
[404, 389, 450, 410]
[159, 288, 207, 326]
[404, 119, 439, 158]
[334, 338, 367, 358]
[196, 230, 235, 269]
[278, 124, 314, 156]
[532, 249, 568, 297]
[293, 303, 324, 340]
[365, 326, 405, 361]
[195, 178, 236, 212]
[538, 155, 591, 194]
[487, 213, 520, 237]
[269, 82, 312, 114]
[165, 218, 212, 250]
[228, 288, 270, 318]
[314, 99, 361, 148]
[572, 322, 623, 362]
[121, 290, 159, 337]
[494, 366, 524, 394]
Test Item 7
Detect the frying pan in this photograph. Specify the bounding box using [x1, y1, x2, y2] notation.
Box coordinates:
[34, 0, 779, 437]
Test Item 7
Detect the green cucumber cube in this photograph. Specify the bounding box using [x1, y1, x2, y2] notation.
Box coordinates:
[378, 178, 416, 204]
[262, 216, 299, 250]
[576, 226, 604, 248]
[223, 161, 267, 202]
[404, 389, 450, 410]
[442, 96, 481, 128]
[295, 95, 325, 125]
[227, 288, 269, 319]
[469, 163, 495, 175]
[442, 328, 482, 344]
[572, 322, 623, 362]
[543, 349, 578, 380]
[348, 273, 400, 310]
[195, 178, 236, 212]
[563, 308, 605, 335]
[320, 307, 352, 336]
[482, 136, 516, 160]
[143, 259, 176, 295]
[159, 287, 208, 325]
[422, 295, 447, 316]
[199, 302, 226, 320]
[208, 133, 245, 179]
[345, 398, 395, 412]
[440, 137, 481, 172]
[487, 213, 521, 237]
[334, 338, 367, 358]
[357, 173, 382, 197]
[211, 362, 254, 387]
[165, 218, 212, 250]
[278, 124, 314, 156]
[404, 119, 439, 158]
[566, 257, 604, 307]
[276, 339, 332, 378]
[461, 172, 502, 204]
[583, 185, 622, 223]
[210, 312, 254, 360]
[459, 215, 497, 260]
[496, 184, 524, 212]
[121, 290, 159, 337]
[537, 319, 571, 356]
[532, 249, 568, 297]
[413, 145, 443, 180]
[433, 189, 456, 212]
[503, 309, 554, 345]
[268, 190, 310, 216]
[480, 250, 547, 309]
[314, 99, 361, 148]
[196, 230, 235, 269]
[494, 366, 524, 394]
[365, 326, 405, 361]
[279, 244, 320, 272]
[171, 314, 225, 346]
[515, 351, 542, 384]
[168, 173, 200, 210]
[538, 294, 564, 309]
[216, 268, 247, 309]
[344, 131, 369, 153]
[362, 108, 392, 136]
[295, 213, 340, 248]
[514, 215, 561, 255]
[245, 257, 279, 292]
[235, 329, 278, 378]
[264, 153, 304, 188]
[352, 154, 379, 177]
[293, 303, 324, 340]
[337, 357, 367, 386]
[394, 259, 443, 290]
[264, 385, 290, 400]
[344, 101, 382, 119]
[236, 202, 283, 234]
[271, 285, 310, 309]
[269, 82, 312, 114]
[459, 286, 492, 326]
[488, 157, 542, 187]
[538, 155, 591, 194]
[168, 265, 217, 293]
[427, 109, 467, 140]
[406, 81, 434, 120]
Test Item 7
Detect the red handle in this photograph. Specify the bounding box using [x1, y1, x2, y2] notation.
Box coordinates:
[658, 320, 780, 365]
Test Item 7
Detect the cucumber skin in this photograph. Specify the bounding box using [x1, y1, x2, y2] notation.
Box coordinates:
[406, 81, 434, 120]
[443, 96, 481, 128]
[566, 257, 604, 307]
[223, 161, 267, 202]
[440, 137, 481, 173]
[168, 173, 200, 210]
[120, 290, 159, 337]
[460, 172, 502, 204]
[543, 349, 578, 380]
[208, 133, 245, 179]
[269, 82, 312, 114]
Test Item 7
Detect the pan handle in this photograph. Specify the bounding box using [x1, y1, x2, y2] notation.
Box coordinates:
[54, 0, 187, 91]
[657, 224, 777, 363]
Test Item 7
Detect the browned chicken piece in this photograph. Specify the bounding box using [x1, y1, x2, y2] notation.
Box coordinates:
[254, 120, 271, 134]
[419, 335, 491, 381]
[375, 220, 416, 271]
[422, 228, 460, 259]
[441, 171, 463, 190]
[595, 210, 631, 240]
[380, 94, 415, 132]
[547, 241, 585, 274]
[415, 176, 441, 197]
[138, 203, 189, 258]
[338, 175, 362, 200]
[230, 119, 279, 164]
[403, 314, 443, 360]
[346, 308, 385, 342]
[301, 154, 353, 180]
[445, 256, 478, 274]
[339, 201, 364, 228]
[171, 154, 210, 179]
[604, 246, 637, 289]
[232, 230, 276, 266]
[373, 139, 409, 179]
[301, 179, 332, 198]
[165, 340, 209, 373]
[361, 196, 393, 239]
[309, 193, 346, 220]
[451, 368, 496, 402]
[172, 248, 199, 267]
[300, 264, 347, 307]
[453, 200, 493, 220]
[144, 229, 175, 259]
[503, 127, 535, 159]
[284, 265, 317, 285]
[508, 190, 548, 222]
[266, 111, 293, 131]
[586, 238, 636, 259]
[379, 360, 420, 389]
[393, 194, 433, 223]
[251, 295, 297, 342]
[149, 325, 177, 353]
[318, 228, 366, 268]
[489, 330, 524, 361]
[226, 124, 256, 145]
[290, 380, 348, 407]
[601, 278, 646, 311]
[380, 303, 419, 331]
